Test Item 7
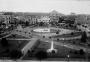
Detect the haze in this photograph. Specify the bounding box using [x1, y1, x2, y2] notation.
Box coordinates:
[0, 0, 90, 14]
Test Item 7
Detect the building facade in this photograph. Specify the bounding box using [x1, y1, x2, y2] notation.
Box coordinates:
[37, 16, 50, 23]
[49, 10, 62, 22]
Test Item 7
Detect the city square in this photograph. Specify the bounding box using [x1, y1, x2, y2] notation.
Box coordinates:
[0, 19, 90, 61]
[0, 0, 90, 62]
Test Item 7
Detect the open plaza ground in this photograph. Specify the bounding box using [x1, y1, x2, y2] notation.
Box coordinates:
[0, 25, 90, 61]
[0, 17, 90, 62]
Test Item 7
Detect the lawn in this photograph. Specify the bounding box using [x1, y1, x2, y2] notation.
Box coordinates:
[22, 41, 90, 61]
[6, 34, 30, 39]
[52, 32, 82, 38]
[54, 36, 90, 48]
[0, 38, 29, 59]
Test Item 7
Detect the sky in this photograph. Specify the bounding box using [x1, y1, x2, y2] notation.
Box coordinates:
[0, 0, 90, 15]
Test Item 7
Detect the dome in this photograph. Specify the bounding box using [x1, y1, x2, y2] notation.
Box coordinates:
[49, 10, 64, 16]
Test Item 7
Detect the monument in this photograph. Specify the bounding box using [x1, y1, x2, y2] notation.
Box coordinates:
[47, 41, 57, 54]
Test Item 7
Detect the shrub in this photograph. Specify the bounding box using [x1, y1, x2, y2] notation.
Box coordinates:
[1, 38, 9, 47]
[35, 50, 47, 60]
[79, 49, 85, 55]
[10, 49, 23, 59]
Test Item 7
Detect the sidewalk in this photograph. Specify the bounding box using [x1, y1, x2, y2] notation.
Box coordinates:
[0, 60, 88, 62]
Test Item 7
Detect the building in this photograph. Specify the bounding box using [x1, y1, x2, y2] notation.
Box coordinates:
[30, 16, 37, 24]
[25, 10, 64, 23]
[0, 15, 12, 24]
[37, 16, 50, 23]
[49, 10, 64, 22]
[5, 11, 65, 24]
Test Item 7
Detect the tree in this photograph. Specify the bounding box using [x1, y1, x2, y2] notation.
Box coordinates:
[12, 34, 16, 37]
[56, 31, 59, 34]
[39, 22, 44, 26]
[3, 12, 13, 15]
[81, 31, 87, 43]
[71, 32, 74, 35]
[27, 50, 33, 57]
[25, 21, 29, 26]
[1, 38, 9, 47]
[35, 50, 47, 60]
[57, 38, 59, 41]
[77, 23, 81, 25]
[0, 28, 3, 32]
[10, 49, 23, 59]
[79, 49, 85, 55]
[58, 17, 64, 23]
[49, 36, 51, 39]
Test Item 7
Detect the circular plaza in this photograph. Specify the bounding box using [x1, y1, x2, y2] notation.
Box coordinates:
[16, 26, 82, 39]
[32, 27, 78, 38]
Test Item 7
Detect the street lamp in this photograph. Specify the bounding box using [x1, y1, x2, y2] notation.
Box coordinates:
[67, 54, 70, 62]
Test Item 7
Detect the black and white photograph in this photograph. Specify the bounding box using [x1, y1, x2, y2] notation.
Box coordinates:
[0, 0, 90, 62]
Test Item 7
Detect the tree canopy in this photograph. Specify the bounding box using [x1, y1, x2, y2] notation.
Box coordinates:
[35, 50, 47, 60]
[10, 49, 23, 59]
[1, 38, 9, 47]
[81, 31, 87, 43]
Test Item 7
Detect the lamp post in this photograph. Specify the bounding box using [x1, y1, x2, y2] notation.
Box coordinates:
[67, 54, 70, 62]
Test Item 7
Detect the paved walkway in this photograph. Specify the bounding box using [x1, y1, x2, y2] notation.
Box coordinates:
[0, 30, 15, 39]
[7, 38, 31, 40]
[0, 60, 87, 62]
[12, 30, 32, 38]
[20, 38, 38, 59]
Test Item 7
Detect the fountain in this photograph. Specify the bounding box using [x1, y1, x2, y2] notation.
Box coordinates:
[33, 28, 50, 33]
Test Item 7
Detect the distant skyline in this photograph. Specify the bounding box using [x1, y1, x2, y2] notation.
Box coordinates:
[0, 0, 90, 15]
